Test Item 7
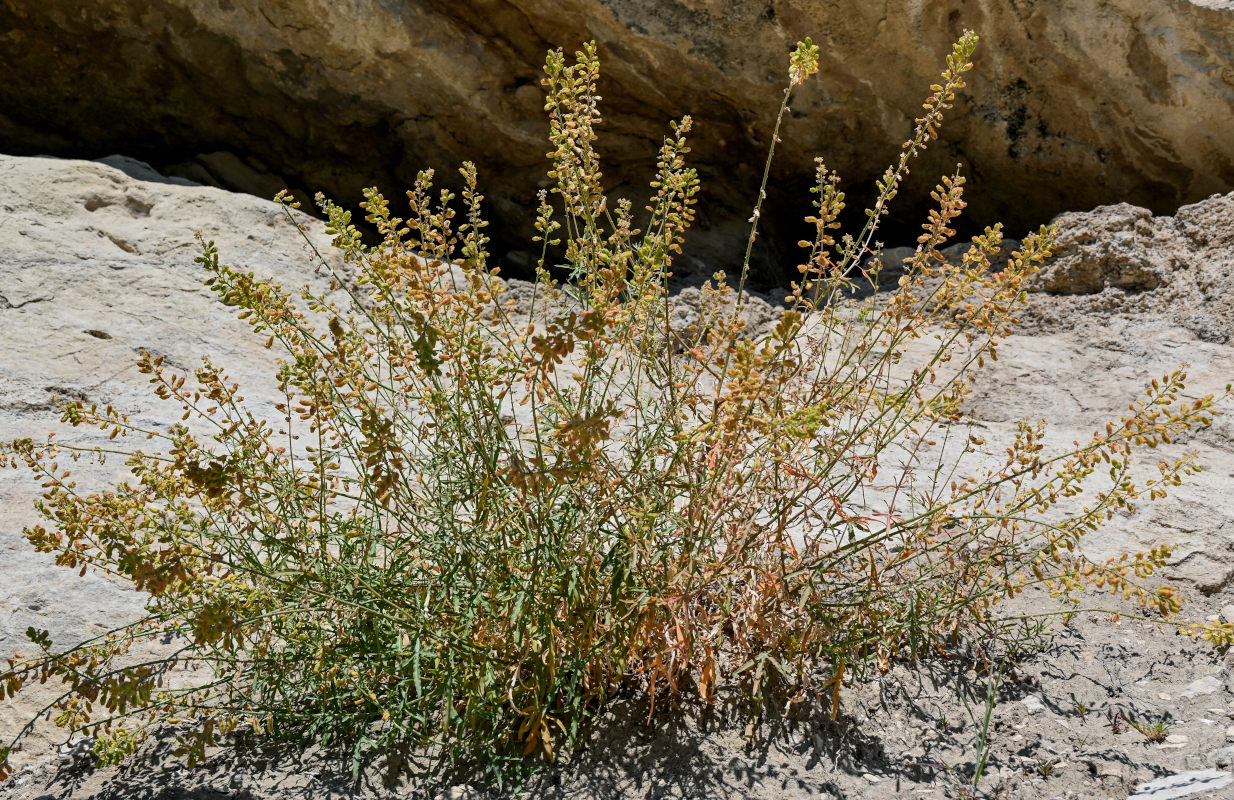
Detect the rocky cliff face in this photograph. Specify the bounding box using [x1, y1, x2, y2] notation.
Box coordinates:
[2, 1, 1231, 278]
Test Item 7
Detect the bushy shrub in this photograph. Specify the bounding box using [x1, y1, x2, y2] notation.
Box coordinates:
[1, 31, 1227, 786]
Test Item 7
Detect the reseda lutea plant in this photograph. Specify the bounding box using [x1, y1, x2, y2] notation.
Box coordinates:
[1, 32, 1227, 784]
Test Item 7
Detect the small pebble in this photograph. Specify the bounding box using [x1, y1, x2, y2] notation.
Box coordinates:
[1225, 725, 1234, 741]
[1167, 734, 1190, 744]
[435, 786, 482, 800]
[1022, 694, 1046, 714]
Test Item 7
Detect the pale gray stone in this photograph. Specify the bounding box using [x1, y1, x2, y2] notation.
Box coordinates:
[1181, 675, 1225, 698]
[1130, 769, 1234, 799]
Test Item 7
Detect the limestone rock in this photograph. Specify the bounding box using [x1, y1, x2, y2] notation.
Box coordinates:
[1211, 746, 1234, 768]
[1035, 204, 1178, 295]
[1, 1, 1231, 277]
[1181, 675, 1225, 699]
[1025, 192, 1234, 344]
[0, 152, 369, 777]
[666, 285, 782, 349]
[1130, 769, 1234, 799]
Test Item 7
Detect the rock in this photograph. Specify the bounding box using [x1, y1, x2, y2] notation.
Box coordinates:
[1096, 762, 1126, 780]
[1130, 769, 1234, 799]
[1035, 204, 1175, 295]
[1181, 675, 1225, 698]
[0, 1, 1232, 277]
[0, 152, 358, 772]
[165, 151, 305, 205]
[433, 786, 482, 800]
[1211, 745, 1234, 768]
[1021, 694, 1046, 714]
[665, 285, 782, 348]
[1026, 192, 1234, 344]
[3, 151, 1234, 798]
[870, 246, 917, 280]
[54, 736, 96, 768]
[96, 154, 197, 187]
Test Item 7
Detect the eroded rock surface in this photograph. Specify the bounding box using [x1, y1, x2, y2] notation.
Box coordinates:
[1024, 192, 1234, 344]
[1, 1, 1231, 277]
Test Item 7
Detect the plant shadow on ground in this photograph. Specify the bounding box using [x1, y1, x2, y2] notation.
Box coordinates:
[513, 690, 875, 799]
[8, 615, 1224, 800]
[8, 680, 889, 799]
[13, 728, 416, 800]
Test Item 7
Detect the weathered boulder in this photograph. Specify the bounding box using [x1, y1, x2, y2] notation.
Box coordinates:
[1026, 191, 1234, 344]
[0, 1, 1230, 279]
[1035, 204, 1175, 295]
[0, 153, 346, 667]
